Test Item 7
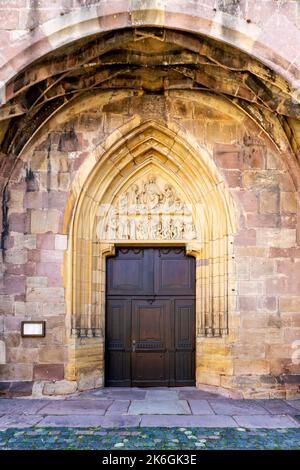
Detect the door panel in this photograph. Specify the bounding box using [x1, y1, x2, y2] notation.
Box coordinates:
[106, 248, 153, 295]
[105, 299, 131, 386]
[154, 248, 195, 295]
[174, 299, 195, 386]
[131, 299, 170, 386]
[105, 247, 195, 386]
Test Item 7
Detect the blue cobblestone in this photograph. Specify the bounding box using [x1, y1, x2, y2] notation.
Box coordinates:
[0, 427, 299, 450]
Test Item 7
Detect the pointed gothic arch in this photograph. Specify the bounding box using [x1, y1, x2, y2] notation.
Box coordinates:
[64, 120, 238, 386]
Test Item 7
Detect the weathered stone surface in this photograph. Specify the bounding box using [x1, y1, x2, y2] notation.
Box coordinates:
[82, 389, 146, 400]
[279, 296, 300, 312]
[40, 250, 64, 263]
[5, 248, 27, 264]
[37, 415, 141, 428]
[0, 415, 43, 430]
[145, 390, 178, 401]
[36, 263, 62, 287]
[105, 400, 130, 415]
[31, 210, 61, 234]
[26, 287, 64, 302]
[43, 380, 77, 396]
[38, 347, 65, 363]
[250, 258, 275, 279]
[36, 233, 55, 249]
[33, 364, 64, 381]
[26, 276, 48, 288]
[0, 340, 6, 364]
[39, 400, 113, 415]
[259, 399, 300, 415]
[188, 400, 215, 415]
[128, 400, 190, 415]
[260, 192, 278, 214]
[234, 415, 299, 428]
[8, 381, 34, 397]
[54, 234, 68, 250]
[281, 192, 297, 213]
[256, 228, 296, 248]
[0, 7, 300, 399]
[140, 415, 237, 427]
[209, 400, 269, 416]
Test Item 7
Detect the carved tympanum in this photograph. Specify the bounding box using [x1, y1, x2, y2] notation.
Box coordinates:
[96, 174, 197, 241]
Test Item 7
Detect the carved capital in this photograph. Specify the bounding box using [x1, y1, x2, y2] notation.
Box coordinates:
[99, 243, 116, 258]
[186, 242, 202, 258]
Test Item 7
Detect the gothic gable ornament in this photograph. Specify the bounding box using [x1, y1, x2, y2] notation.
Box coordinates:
[96, 174, 198, 241]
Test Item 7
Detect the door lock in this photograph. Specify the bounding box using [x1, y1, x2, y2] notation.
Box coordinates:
[132, 339, 136, 352]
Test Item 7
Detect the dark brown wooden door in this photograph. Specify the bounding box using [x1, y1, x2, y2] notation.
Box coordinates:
[105, 247, 195, 386]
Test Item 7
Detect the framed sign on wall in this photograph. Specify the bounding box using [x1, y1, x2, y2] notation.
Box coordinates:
[21, 321, 46, 338]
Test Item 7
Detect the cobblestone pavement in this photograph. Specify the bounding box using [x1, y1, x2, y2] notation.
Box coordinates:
[0, 388, 299, 449]
[0, 427, 299, 450]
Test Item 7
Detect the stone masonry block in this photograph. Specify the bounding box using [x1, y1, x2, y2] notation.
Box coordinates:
[5, 248, 27, 264]
[235, 229, 256, 246]
[38, 347, 65, 363]
[236, 191, 258, 212]
[26, 276, 48, 288]
[243, 171, 279, 191]
[8, 189, 23, 211]
[31, 210, 60, 233]
[26, 287, 65, 303]
[279, 297, 300, 312]
[8, 212, 27, 232]
[0, 340, 6, 364]
[260, 192, 278, 214]
[4, 275, 26, 295]
[54, 234, 68, 250]
[40, 250, 64, 263]
[33, 364, 64, 381]
[280, 192, 297, 213]
[238, 280, 263, 296]
[36, 233, 55, 249]
[36, 263, 62, 286]
[234, 360, 270, 375]
[256, 228, 296, 248]
[43, 380, 77, 396]
[250, 258, 275, 279]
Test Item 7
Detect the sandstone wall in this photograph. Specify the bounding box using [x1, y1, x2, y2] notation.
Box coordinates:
[0, 0, 300, 398]
[0, 90, 299, 397]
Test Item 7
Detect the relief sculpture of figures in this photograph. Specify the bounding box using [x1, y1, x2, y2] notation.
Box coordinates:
[142, 174, 162, 210]
[100, 174, 197, 240]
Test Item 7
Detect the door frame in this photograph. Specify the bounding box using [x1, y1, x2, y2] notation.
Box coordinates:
[102, 241, 201, 387]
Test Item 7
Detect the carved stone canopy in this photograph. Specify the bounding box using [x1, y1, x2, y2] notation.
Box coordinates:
[96, 173, 198, 241]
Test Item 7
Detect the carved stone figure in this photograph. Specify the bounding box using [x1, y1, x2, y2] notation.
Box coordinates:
[173, 217, 185, 239]
[136, 217, 148, 239]
[161, 217, 172, 239]
[163, 183, 175, 209]
[150, 216, 161, 239]
[129, 218, 137, 239]
[118, 193, 128, 214]
[142, 175, 162, 209]
[100, 174, 197, 241]
[107, 216, 118, 239]
[129, 184, 141, 209]
[119, 217, 129, 239]
[185, 220, 197, 240]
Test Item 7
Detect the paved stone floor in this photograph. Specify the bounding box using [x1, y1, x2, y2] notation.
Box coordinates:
[0, 388, 299, 449]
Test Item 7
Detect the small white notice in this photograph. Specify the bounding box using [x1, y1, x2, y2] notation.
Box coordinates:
[21, 321, 45, 337]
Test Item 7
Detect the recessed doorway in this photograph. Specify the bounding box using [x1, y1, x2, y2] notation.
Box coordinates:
[105, 247, 195, 387]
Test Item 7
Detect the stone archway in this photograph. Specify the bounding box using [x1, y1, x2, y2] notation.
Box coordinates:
[64, 120, 237, 389]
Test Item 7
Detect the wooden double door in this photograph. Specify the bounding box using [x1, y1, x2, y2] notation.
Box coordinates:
[105, 247, 195, 387]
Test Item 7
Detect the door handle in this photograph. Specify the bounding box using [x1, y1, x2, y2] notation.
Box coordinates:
[132, 339, 136, 352]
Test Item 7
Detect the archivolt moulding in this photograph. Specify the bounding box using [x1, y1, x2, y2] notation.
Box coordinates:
[65, 120, 237, 380]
